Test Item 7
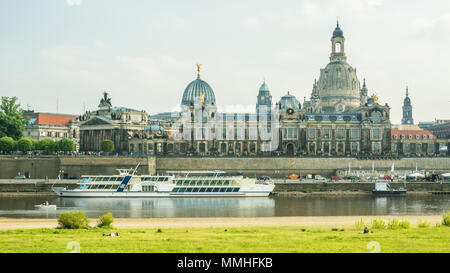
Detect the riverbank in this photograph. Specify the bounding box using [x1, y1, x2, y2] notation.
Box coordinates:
[0, 216, 448, 253]
[0, 215, 444, 229]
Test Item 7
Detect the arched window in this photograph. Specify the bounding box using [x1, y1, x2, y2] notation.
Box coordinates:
[335, 42, 342, 53]
[309, 142, 316, 154]
[221, 143, 227, 153]
[199, 142, 206, 153]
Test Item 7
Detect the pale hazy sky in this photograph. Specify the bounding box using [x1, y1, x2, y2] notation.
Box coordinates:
[1, 0, 449, 123]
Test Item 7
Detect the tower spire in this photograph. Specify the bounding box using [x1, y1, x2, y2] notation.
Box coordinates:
[406, 83, 409, 97]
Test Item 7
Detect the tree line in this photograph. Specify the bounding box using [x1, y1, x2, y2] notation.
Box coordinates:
[0, 136, 75, 154]
[0, 96, 77, 154]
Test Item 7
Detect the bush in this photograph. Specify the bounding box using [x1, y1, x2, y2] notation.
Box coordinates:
[17, 137, 34, 153]
[0, 136, 15, 153]
[387, 218, 400, 229]
[100, 140, 114, 153]
[38, 139, 57, 154]
[371, 217, 386, 229]
[58, 138, 75, 153]
[97, 212, 114, 228]
[354, 217, 365, 231]
[417, 219, 430, 228]
[58, 211, 90, 229]
[399, 220, 410, 229]
[442, 211, 450, 227]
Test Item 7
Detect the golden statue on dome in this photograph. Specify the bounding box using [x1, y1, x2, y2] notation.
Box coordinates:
[197, 64, 202, 77]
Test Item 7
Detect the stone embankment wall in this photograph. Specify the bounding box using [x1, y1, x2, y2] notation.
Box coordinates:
[0, 156, 449, 180]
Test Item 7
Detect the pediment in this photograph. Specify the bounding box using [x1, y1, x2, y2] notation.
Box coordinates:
[80, 116, 114, 126]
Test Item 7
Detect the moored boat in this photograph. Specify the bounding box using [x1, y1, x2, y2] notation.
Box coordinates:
[52, 166, 274, 198]
[372, 181, 406, 196]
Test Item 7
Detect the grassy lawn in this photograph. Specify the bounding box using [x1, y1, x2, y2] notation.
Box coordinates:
[0, 225, 449, 253]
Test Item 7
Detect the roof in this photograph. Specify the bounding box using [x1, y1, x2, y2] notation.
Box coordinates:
[391, 128, 435, 140]
[23, 112, 77, 126]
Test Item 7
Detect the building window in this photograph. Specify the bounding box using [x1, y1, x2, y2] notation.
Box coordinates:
[391, 143, 397, 153]
[168, 144, 174, 153]
[180, 143, 186, 153]
[221, 143, 227, 153]
[199, 142, 206, 153]
[394, 134, 398, 139]
[401, 134, 405, 139]
[351, 128, 360, 139]
[308, 128, 316, 139]
[404, 143, 410, 153]
[130, 144, 135, 153]
[372, 128, 381, 140]
[323, 142, 330, 153]
[408, 134, 412, 140]
[373, 142, 381, 153]
[309, 142, 316, 153]
[284, 128, 298, 139]
[322, 128, 330, 139]
[249, 143, 256, 153]
[337, 142, 344, 153]
[249, 127, 257, 140]
[415, 134, 420, 140]
[423, 134, 427, 139]
[235, 143, 241, 153]
[148, 143, 154, 154]
[351, 142, 358, 154]
[336, 128, 345, 139]
[429, 135, 433, 139]
[428, 143, 434, 153]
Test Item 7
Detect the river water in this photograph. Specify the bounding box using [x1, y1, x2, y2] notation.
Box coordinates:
[0, 195, 449, 218]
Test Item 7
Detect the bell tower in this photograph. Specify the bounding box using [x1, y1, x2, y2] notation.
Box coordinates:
[401, 85, 414, 124]
[330, 20, 347, 62]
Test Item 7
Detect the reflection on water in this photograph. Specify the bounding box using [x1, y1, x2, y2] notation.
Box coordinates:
[0, 195, 448, 218]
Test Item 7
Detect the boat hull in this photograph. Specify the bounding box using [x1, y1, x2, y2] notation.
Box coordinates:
[53, 187, 274, 198]
[372, 190, 407, 196]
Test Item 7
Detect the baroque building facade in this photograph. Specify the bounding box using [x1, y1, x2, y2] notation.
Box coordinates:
[128, 23, 403, 157]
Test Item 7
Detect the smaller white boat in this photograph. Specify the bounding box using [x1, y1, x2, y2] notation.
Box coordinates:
[34, 204, 56, 209]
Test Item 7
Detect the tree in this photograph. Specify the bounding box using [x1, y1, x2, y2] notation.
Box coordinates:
[100, 139, 114, 153]
[17, 137, 34, 153]
[38, 138, 57, 154]
[58, 138, 75, 152]
[0, 97, 24, 140]
[0, 136, 15, 153]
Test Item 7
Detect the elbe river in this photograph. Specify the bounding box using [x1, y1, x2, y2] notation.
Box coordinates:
[0, 195, 449, 218]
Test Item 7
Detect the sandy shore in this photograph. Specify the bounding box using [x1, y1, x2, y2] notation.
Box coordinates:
[0, 215, 443, 230]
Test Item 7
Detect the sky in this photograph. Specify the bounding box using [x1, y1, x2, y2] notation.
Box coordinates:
[0, 0, 449, 124]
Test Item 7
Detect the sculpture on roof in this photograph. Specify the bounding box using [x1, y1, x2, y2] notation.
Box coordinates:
[99, 92, 112, 108]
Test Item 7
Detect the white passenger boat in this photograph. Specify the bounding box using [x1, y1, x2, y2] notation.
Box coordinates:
[52, 166, 275, 198]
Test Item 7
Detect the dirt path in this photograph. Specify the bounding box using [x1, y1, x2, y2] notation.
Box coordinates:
[0, 215, 443, 230]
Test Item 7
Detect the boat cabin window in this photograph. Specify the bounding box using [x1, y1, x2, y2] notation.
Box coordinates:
[199, 188, 206, 192]
[213, 188, 220, 192]
[206, 188, 213, 192]
[232, 188, 240, 192]
[219, 188, 226, 192]
[192, 188, 200, 192]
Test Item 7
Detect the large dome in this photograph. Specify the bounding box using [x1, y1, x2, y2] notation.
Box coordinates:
[181, 76, 216, 106]
[317, 61, 361, 111]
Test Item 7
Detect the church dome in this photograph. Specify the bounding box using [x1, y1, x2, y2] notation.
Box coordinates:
[316, 61, 361, 111]
[277, 92, 301, 110]
[181, 76, 216, 106]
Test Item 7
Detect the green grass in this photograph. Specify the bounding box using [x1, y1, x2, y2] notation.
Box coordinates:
[0, 226, 449, 253]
